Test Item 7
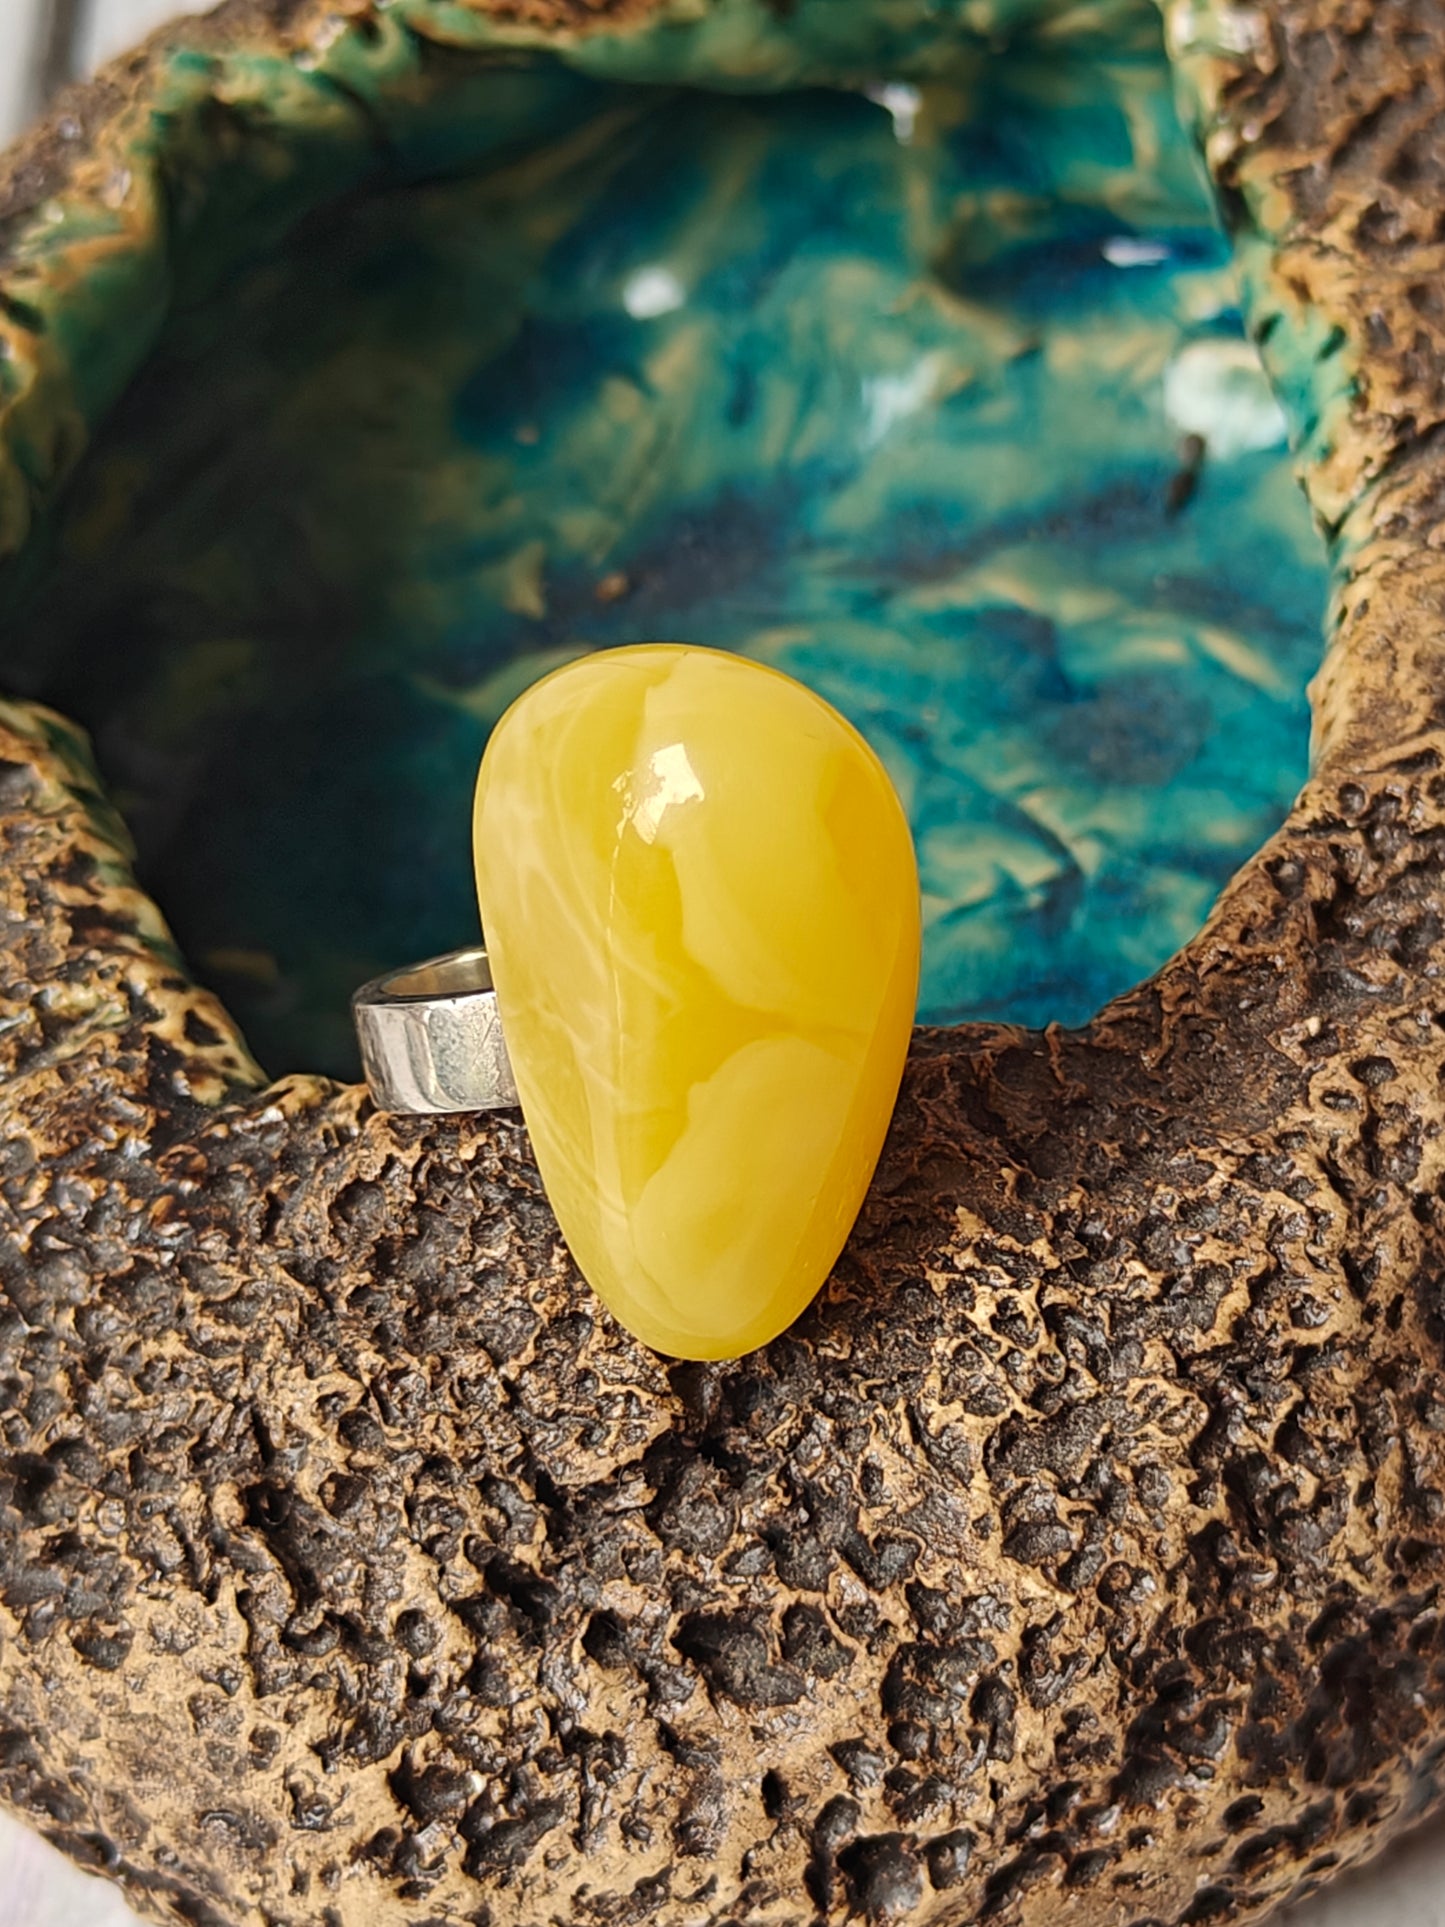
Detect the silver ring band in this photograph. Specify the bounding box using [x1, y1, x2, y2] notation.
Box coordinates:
[352, 946, 519, 1115]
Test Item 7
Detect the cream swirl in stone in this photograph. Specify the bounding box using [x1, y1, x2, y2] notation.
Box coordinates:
[473, 644, 921, 1359]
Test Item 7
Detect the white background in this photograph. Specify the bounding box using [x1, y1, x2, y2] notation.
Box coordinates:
[0, 0, 214, 144]
[0, 0, 44, 144]
[77, 0, 210, 68]
[0, 0, 1441, 1921]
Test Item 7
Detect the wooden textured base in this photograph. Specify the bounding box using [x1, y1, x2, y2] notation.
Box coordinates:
[3, 2, 1445, 1924]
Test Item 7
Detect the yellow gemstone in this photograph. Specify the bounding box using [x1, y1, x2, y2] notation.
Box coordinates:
[472, 644, 920, 1360]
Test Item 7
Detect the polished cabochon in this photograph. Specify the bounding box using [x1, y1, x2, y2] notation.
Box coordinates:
[473, 644, 921, 1359]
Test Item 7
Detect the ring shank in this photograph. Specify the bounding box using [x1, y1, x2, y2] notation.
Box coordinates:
[352, 945, 520, 1114]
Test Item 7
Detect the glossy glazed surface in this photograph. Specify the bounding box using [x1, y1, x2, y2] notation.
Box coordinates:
[0, 2, 1324, 1077]
[473, 645, 920, 1358]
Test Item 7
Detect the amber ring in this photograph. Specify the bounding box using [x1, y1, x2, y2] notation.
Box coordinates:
[352, 947, 519, 1115]
[352, 644, 920, 1360]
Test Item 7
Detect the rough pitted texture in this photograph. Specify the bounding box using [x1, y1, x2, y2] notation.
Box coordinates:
[4, 0, 1445, 1924]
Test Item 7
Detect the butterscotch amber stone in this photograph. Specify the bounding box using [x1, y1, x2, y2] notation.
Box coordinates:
[473, 645, 920, 1359]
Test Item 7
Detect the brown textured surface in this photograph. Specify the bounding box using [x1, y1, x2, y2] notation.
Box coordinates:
[5, 0, 1445, 1924]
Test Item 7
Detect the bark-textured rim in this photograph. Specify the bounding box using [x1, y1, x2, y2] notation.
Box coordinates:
[3, 3, 1445, 1925]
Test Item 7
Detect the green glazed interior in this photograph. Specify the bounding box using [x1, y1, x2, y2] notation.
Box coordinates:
[0, 0, 1325, 1079]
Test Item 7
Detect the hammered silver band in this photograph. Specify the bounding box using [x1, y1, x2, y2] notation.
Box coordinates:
[352, 947, 519, 1114]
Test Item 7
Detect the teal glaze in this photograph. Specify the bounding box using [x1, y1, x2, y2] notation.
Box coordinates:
[0, 2, 1325, 1079]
